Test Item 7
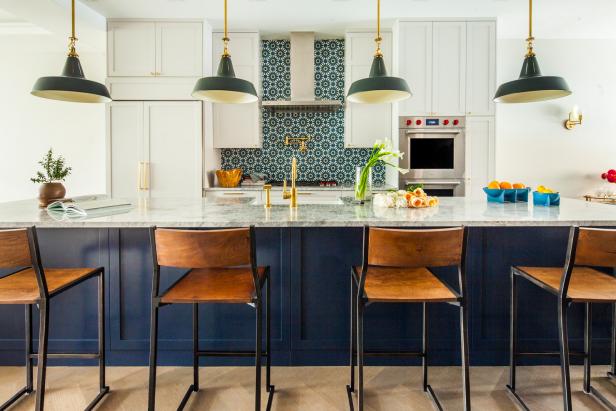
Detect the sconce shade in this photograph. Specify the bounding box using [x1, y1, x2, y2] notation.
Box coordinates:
[192, 55, 258, 104]
[494, 55, 571, 103]
[347, 55, 412, 104]
[31, 56, 112, 103]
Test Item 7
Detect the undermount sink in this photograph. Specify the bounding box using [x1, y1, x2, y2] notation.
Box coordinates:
[251, 197, 344, 206]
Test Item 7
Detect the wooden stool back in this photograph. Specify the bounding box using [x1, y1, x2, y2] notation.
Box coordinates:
[0, 229, 32, 269]
[367, 227, 465, 268]
[574, 227, 616, 268]
[154, 228, 252, 268]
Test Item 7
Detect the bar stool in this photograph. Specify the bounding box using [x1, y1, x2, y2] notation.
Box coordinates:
[147, 226, 275, 411]
[0, 227, 108, 411]
[346, 226, 471, 411]
[509, 226, 616, 411]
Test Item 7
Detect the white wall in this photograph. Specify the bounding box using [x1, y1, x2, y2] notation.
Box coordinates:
[0, 37, 107, 202]
[496, 38, 616, 198]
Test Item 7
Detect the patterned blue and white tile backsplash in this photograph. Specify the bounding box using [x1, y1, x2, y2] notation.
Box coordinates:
[220, 39, 385, 184]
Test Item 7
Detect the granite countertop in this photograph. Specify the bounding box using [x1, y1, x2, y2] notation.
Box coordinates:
[203, 184, 396, 192]
[1, 195, 616, 228]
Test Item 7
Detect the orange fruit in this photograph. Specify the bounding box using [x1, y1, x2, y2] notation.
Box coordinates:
[487, 180, 500, 189]
[499, 181, 513, 189]
[512, 183, 526, 189]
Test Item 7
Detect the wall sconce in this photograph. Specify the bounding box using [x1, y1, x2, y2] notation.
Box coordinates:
[564, 105, 583, 130]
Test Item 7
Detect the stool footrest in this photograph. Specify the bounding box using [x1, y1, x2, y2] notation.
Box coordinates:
[28, 352, 101, 360]
[426, 384, 444, 411]
[505, 384, 531, 411]
[84, 386, 110, 411]
[589, 385, 616, 411]
[196, 350, 268, 358]
[0, 386, 31, 411]
[177, 384, 197, 411]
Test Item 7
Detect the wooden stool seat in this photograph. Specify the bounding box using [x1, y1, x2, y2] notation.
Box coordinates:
[160, 266, 267, 304]
[515, 266, 616, 302]
[355, 266, 458, 303]
[0, 267, 99, 305]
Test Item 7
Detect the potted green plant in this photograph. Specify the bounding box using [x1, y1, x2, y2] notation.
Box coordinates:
[31, 148, 72, 207]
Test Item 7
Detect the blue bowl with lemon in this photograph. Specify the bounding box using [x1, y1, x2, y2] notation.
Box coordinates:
[533, 185, 560, 206]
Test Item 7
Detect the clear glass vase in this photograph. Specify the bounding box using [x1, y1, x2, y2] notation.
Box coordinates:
[354, 166, 373, 202]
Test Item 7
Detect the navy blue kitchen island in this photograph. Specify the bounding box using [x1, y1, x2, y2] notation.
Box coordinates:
[1, 197, 615, 367]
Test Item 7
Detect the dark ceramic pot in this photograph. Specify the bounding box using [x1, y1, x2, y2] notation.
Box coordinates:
[38, 182, 66, 207]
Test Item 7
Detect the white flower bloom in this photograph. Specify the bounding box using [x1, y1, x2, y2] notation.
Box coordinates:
[395, 196, 408, 208]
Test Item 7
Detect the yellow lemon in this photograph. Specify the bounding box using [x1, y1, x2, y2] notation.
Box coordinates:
[487, 180, 500, 189]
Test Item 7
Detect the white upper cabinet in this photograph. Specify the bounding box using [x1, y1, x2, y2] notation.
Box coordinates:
[107, 20, 203, 77]
[345, 31, 393, 148]
[432, 22, 466, 115]
[108, 21, 156, 77]
[466, 21, 496, 116]
[398, 22, 433, 116]
[212, 32, 261, 149]
[156, 22, 203, 77]
[397, 20, 494, 117]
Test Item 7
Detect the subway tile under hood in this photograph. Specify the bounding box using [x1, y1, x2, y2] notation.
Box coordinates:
[261, 32, 343, 112]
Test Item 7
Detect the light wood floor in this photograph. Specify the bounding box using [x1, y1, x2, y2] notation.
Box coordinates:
[1, 365, 616, 410]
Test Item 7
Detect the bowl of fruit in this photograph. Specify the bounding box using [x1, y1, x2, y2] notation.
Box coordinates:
[484, 181, 530, 203]
[533, 185, 560, 207]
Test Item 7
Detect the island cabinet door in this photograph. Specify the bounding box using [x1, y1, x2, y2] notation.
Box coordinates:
[145, 101, 203, 198]
[345, 31, 394, 148]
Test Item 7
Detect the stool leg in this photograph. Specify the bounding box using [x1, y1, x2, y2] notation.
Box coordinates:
[255, 301, 262, 411]
[422, 302, 428, 392]
[583, 303, 592, 394]
[357, 301, 365, 411]
[350, 272, 356, 392]
[558, 299, 573, 411]
[193, 303, 199, 392]
[147, 302, 159, 411]
[266, 276, 271, 391]
[460, 298, 471, 411]
[611, 303, 616, 377]
[509, 269, 517, 392]
[34, 300, 49, 411]
[98, 271, 107, 394]
[25, 304, 33, 393]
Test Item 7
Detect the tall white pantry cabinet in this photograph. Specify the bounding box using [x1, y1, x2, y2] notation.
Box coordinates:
[106, 20, 204, 198]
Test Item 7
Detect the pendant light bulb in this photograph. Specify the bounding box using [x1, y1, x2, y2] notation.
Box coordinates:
[494, 0, 571, 103]
[31, 0, 111, 103]
[192, 0, 258, 104]
[347, 0, 411, 104]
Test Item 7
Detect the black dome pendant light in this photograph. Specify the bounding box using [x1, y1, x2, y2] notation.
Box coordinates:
[347, 0, 411, 104]
[494, 0, 571, 103]
[192, 0, 258, 104]
[31, 0, 111, 103]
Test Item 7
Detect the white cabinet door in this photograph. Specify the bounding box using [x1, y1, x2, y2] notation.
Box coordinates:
[466, 116, 495, 198]
[156, 22, 203, 77]
[345, 31, 393, 148]
[146, 102, 203, 198]
[432, 22, 466, 115]
[212, 32, 261, 148]
[398, 22, 433, 116]
[108, 102, 145, 198]
[466, 21, 496, 116]
[108, 21, 156, 77]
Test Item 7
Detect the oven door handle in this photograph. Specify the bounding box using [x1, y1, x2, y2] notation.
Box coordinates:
[409, 181, 462, 186]
[405, 129, 462, 135]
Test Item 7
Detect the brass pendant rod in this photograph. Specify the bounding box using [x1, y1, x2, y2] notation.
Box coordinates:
[525, 0, 535, 57]
[222, 0, 230, 57]
[68, 0, 78, 57]
[374, 0, 383, 57]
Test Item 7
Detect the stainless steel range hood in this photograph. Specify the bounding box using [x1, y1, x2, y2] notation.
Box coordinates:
[261, 32, 343, 112]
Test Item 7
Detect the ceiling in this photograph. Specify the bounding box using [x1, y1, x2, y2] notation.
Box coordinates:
[79, 0, 616, 39]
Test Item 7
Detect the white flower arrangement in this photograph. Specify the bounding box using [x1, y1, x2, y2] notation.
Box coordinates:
[373, 187, 439, 209]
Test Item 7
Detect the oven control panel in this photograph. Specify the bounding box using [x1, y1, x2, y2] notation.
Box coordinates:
[399, 116, 465, 129]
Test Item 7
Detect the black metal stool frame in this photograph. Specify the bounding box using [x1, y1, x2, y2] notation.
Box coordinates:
[0, 227, 109, 411]
[508, 226, 616, 411]
[346, 225, 471, 411]
[147, 226, 275, 411]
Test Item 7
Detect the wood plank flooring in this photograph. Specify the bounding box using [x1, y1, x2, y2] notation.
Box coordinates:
[1, 365, 615, 410]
